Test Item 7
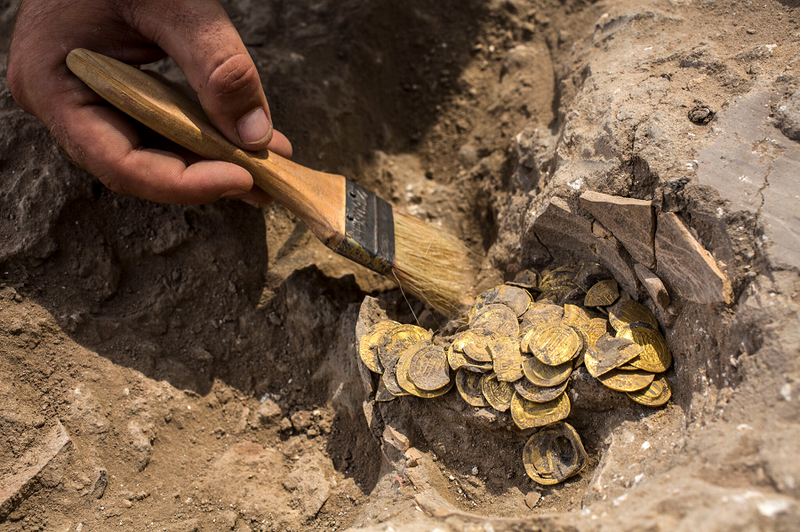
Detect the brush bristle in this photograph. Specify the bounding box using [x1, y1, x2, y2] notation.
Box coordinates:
[391, 210, 479, 316]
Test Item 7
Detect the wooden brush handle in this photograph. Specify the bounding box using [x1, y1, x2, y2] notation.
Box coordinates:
[66, 48, 345, 248]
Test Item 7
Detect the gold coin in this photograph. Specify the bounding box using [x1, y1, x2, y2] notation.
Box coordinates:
[447, 344, 470, 371]
[562, 304, 590, 330]
[358, 320, 400, 374]
[597, 368, 654, 392]
[506, 269, 541, 291]
[583, 317, 610, 349]
[460, 330, 494, 363]
[607, 298, 659, 331]
[469, 304, 520, 337]
[455, 369, 488, 407]
[514, 378, 569, 404]
[520, 303, 564, 337]
[617, 325, 672, 373]
[585, 333, 643, 378]
[527, 324, 582, 366]
[488, 336, 524, 382]
[408, 345, 451, 391]
[537, 282, 584, 305]
[378, 324, 432, 369]
[481, 373, 515, 412]
[584, 279, 620, 307]
[540, 264, 579, 287]
[510, 391, 570, 430]
[397, 347, 453, 399]
[522, 422, 587, 485]
[483, 285, 532, 317]
[375, 378, 396, 402]
[382, 354, 412, 397]
[522, 355, 573, 387]
[626, 375, 672, 406]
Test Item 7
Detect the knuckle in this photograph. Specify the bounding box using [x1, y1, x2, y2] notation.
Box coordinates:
[206, 54, 259, 98]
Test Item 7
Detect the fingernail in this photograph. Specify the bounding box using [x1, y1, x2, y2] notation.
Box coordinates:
[221, 188, 247, 199]
[241, 198, 262, 208]
[236, 107, 271, 146]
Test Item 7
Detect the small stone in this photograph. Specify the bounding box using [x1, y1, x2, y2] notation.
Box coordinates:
[219, 510, 238, 530]
[525, 491, 542, 509]
[257, 399, 282, 425]
[405, 448, 423, 468]
[383, 426, 411, 452]
[279, 417, 293, 432]
[122, 500, 132, 508]
[689, 105, 714, 124]
[290, 410, 313, 431]
[633, 264, 671, 308]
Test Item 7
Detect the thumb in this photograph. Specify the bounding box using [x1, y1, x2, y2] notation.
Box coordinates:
[124, 0, 273, 150]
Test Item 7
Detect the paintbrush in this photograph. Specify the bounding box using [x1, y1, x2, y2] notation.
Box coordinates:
[66, 48, 477, 316]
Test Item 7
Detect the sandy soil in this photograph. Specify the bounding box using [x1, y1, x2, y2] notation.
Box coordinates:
[2, 0, 800, 531]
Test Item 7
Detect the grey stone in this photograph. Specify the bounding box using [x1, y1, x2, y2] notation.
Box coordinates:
[655, 212, 733, 305]
[579, 191, 656, 268]
[589, 222, 639, 296]
[256, 399, 282, 425]
[697, 90, 800, 270]
[531, 196, 595, 256]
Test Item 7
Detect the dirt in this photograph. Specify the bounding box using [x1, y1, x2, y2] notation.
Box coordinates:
[2, 0, 800, 531]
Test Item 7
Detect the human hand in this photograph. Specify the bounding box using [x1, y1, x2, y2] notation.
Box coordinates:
[7, 0, 291, 207]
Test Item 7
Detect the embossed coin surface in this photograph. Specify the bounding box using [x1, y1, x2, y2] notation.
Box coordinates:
[522, 356, 573, 387]
[585, 333, 643, 377]
[584, 279, 620, 307]
[597, 368, 654, 392]
[483, 285, 532, 317]
[617, 325, 672, 373]
[359, 320, 400, 373]
[382, 353, 412, 397]
[460, 330, 494, 363]
[396, 346, 453, 399]
[514, 378, 569, 403]
[481, 373, 515, 412]
[456, 369, 488, 407]
[510, 391, 570, 430]
[470, 304, 520, 337]
[375, 378, 396, 402]
[607, 298, 659, 331]
[626, 375, 672, 406]
[489, 336, 524, 382]
[408, 345, 451, 391]
[523, 422, 587, 485]
[520, 303, 564, 336]
[377, 324, 432, 369]
[527, 324, 582, 366]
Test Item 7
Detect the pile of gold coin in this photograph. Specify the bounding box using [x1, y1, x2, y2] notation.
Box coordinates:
[358, 263, 673, 486]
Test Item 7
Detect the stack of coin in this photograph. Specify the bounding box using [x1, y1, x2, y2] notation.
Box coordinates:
[358, 262, 673, 486]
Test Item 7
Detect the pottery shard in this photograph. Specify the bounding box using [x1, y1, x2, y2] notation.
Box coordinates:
[579, 191, 656, 269]
[655, 212, 733, 305]
[532, 196, 596, 253]
[590, 222, 639, 296]
[633, 263, 671, 308]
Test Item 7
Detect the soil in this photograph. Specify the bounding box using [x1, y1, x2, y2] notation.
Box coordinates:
[2, 0, 800, 531]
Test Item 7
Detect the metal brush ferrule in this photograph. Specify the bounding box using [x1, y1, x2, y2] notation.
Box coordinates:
[332, 180, 396, 274]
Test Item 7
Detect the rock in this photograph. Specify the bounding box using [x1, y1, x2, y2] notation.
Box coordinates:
[654, 212, 733, 305]
[0, 421, 72, 518]
[525, 491, 542, 509]
[634, 263, 671, 308]
[579, 191, 656, 268]
[697, 90, 800, 270]
[283, 456, 333, 520]
[128, 422, 153, 472]
[90, 469, 107, 500]
[257, 399, 282, 425]
[290, 410, 314, 431]
[383, 426, 411, 452]
[219, 509, 238, 530]
[776, 90, 800, 141]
